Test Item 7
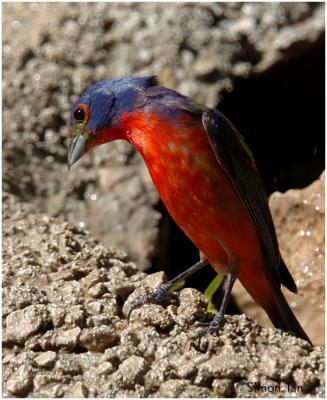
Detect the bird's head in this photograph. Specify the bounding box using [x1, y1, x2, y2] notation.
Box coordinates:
[67, 76, 158, 169]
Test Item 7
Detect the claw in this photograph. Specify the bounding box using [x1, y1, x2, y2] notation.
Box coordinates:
[127, 284, 179, 319]
[194, 313, 225, 337]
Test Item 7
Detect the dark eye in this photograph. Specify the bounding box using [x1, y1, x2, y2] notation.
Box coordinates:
[74, 108, 86, 123]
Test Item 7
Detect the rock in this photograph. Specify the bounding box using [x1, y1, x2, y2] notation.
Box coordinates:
[66, 382, 89, 398]
[122, 271, 168, 317]
[159, 379, 209, 397]
[143, 271, 167, 289]
[64, 305, 85, 327]
[55, 355, 83, 375]
[129, 304, 174, 331]
[79, 326, 118, 352]
[33, 373, 66, 397]
[50, 268, 74, 281]
[6, 365, 33, 396]
[5, 305, 50, 344]
[48, 305, 65, 327]
[52, 327, 81, 349]
[118, 356, 150, 386]
[270, 173, 325, 311]
[34, 351, 57, 368]
[177, 288, 209, 324]
[95, 361, 115, 376]
[175, 362, 197, 379]
[81, 271, 105, 290]
[293, 368, 318, 392]
[87, 283, 106, 298]
[212, 378, 233, 397]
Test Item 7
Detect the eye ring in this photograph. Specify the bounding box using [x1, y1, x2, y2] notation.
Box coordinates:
[73, 103, 89, 125]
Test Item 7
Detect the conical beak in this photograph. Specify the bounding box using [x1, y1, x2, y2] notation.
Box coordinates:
[67, 134, 87, 170]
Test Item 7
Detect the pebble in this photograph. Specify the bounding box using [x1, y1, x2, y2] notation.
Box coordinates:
[34, 351, 57, 368]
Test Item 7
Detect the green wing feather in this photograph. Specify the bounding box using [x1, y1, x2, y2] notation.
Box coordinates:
[202, 108, 291, 288]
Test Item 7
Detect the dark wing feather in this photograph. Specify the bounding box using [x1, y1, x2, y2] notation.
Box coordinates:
[202, 108, 295, 291]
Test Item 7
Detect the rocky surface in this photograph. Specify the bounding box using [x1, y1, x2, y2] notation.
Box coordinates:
[270, 173, 325, 311]
[2, 193, 324, 398]
[2, 2, 324, 269]
[270, 173, 325, 346]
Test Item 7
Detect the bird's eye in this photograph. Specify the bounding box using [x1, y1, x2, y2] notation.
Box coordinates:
[74, 108, 86, 123]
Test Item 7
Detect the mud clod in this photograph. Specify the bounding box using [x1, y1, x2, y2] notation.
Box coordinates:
[6, 305, 51, 344]
[119, 356, 150, 386]
[34, 351, 57, 369]
[6, 365, 33, 396]
[79, 326, 118, 352]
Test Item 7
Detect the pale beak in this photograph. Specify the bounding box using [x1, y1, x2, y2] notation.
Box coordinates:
[67, 134, 87, 170]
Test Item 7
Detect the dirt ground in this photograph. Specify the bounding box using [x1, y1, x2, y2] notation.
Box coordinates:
[3, 193, 324, 397]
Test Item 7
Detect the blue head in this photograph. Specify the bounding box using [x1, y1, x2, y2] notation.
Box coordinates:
[67, 76, 158, 168]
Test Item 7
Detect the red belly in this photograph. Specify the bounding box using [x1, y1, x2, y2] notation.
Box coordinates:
[125, 111, 264, 274]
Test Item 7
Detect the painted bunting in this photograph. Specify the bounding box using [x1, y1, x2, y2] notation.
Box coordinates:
[68, 76, 311, 344]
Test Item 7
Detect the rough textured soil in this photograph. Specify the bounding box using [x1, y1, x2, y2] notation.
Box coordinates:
[2, 194, 324, 398]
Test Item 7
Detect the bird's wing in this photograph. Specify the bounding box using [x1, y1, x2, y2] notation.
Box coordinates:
[202, 108, 282, 283]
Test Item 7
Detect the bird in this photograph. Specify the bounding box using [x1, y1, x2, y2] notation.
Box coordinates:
[67, 76, 311, 344]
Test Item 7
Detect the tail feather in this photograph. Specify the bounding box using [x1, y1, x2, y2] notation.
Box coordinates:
[239, 258, 311, 345]
[279, 257, 297, 294]
[267, 287, 312, 345]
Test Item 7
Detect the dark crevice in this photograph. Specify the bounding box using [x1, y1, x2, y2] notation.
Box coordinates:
[72, 346, 88, 354]
[219, 41, 325, 195]
[17, 48, 35, 71]
[231, 34, 262, 65]
[116, 295, 126, 320]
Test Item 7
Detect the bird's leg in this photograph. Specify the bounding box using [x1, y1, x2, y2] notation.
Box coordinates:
[196, 258, 239, 334]
[128, 258, 208, 318]
[159, 257, 208, 289]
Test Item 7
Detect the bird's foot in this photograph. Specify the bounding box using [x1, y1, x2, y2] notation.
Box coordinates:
[194, 313, 225, 337]
[127, 284, 179, 319]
